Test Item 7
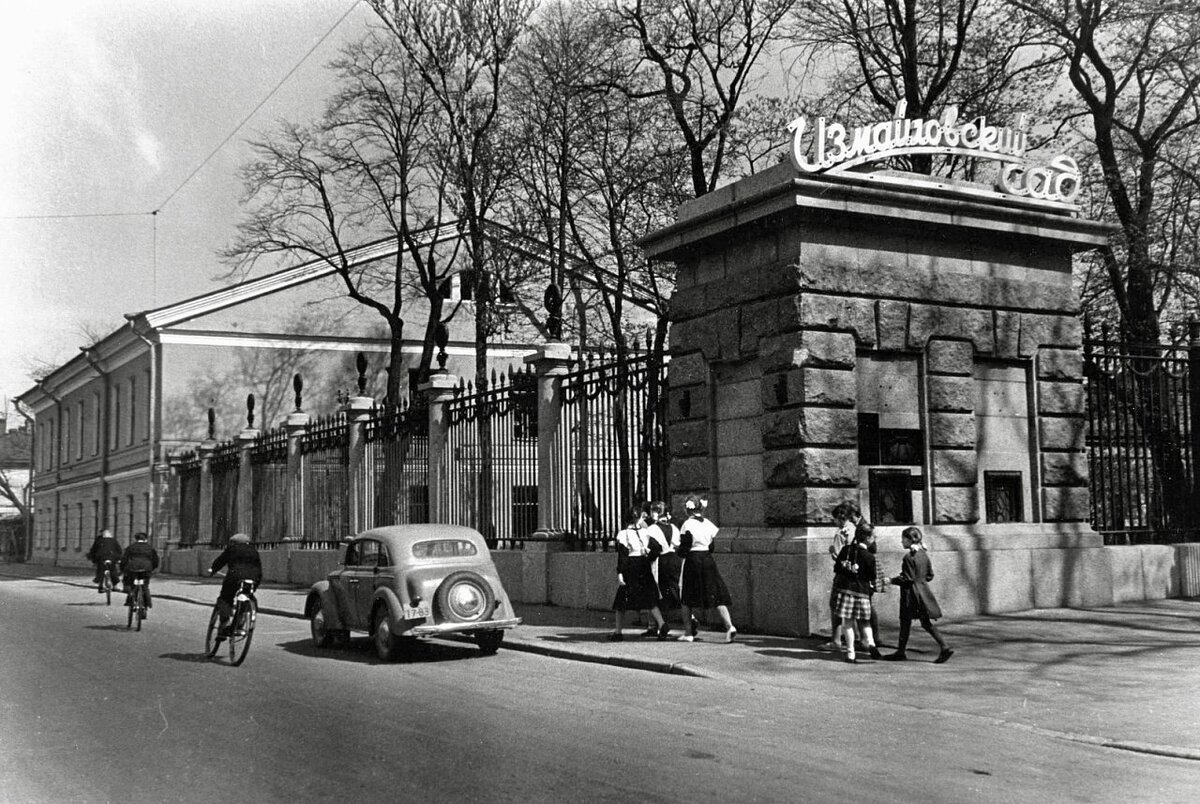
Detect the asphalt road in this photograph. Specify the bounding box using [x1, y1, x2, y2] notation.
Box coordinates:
[1, 576, 1196, 803]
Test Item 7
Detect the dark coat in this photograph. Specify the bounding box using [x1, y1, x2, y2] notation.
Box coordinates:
[890, 549, 943, 620]
[210, 542, 263, 583]
[833, 542, 876, 595]
[120, 541, 159, 574]
[87, 536, 123, 564]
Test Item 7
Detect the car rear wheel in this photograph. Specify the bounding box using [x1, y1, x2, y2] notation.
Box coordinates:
[474, 630, 504, 655]
[309, 598, 335, 649]
[435, 571, 496, 624]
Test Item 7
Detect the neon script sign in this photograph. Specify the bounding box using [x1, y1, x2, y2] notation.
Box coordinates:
[786, 102, 1081, 205]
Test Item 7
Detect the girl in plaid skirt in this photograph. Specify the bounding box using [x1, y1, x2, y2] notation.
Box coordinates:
[832, 526, 883, 663]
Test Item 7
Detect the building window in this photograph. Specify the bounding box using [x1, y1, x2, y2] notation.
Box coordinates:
[869, 469, 915, 524]
[985, 472, 1024, 523]
[127, 494, 135, 536]
[62, 408, 71, 464]
[76, 503, 84, 550]
[93, 392, 102, 455]
[76, 401, 84, 460]
[92, 500, 100, 540]
[111, 383, 121, 449]
[128, 377, 136, 446]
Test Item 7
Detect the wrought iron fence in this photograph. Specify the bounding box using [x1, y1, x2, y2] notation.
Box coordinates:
[365, 400, 430, 527]
[1084, 332, 1199, 544]
[446, 367, 538, 548]
[251, 426, 287, 544]
[177, 452, 201, 546]
[557, 351, 669, 550]
[210, 439, 240, 547]
[301, 412, 350, 543]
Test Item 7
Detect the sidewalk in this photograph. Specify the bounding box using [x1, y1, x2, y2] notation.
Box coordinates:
[4, 561, 1198, 762]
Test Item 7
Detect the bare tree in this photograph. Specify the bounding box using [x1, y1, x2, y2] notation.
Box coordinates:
[368, 0, 536, 388]
[605, 0, 799, 198]
[797, 0, 1059, 173]
[1005, 0, 1200, 536]
[224, 29, 461, 404]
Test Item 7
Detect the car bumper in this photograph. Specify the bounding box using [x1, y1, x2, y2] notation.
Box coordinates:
[407, 617, 522, 637]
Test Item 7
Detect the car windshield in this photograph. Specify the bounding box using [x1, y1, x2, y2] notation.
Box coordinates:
[412, 539, 478, 559]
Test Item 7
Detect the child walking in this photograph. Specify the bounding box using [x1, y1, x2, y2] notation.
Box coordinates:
[609, 506, 670, 642]
[885, 527, 953, 664]
[677, 495, 737, 643]
[832, 525, 882, 663]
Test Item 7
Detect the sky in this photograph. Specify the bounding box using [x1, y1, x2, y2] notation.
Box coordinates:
[0, 0, 377, 424]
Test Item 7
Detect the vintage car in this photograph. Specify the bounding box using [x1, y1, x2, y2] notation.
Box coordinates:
[305, 524, 521, 660]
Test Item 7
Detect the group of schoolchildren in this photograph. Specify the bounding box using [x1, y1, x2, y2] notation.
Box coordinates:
[607, 497, 955, 665]
[608, 494, 737, 644]
[824, 501, 953, 665]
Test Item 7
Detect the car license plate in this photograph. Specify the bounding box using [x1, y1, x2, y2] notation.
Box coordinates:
[402, 603, 431, 620]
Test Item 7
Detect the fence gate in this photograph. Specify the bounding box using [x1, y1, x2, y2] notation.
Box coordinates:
[210, 440, 240, 547]
[302, 412, 350, 543]
[251, 428, 287, 544]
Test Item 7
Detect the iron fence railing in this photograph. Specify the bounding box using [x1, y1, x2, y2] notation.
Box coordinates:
[210, 439, 240, 547]
[446, 367, 538, 548]
[250, 426, 287, 544]
[301, 412, 350, 543]
[365, 401, 429, 527]
[177, 451, 201, 547]
[1084, 332, 1199, 545]
[557, 351, 669, 550]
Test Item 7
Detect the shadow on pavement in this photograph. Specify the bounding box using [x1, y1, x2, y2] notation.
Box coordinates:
[159, 652, 218, 664]
[277, 637, 490, 666]
[85, 624, 138, 632]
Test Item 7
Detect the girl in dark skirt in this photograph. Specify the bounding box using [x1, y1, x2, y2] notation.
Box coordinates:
[885, 527, 953, 663]
[609, 506, 669, 641]
[833, 525, 883, 663]
[677, 495, 737, 643]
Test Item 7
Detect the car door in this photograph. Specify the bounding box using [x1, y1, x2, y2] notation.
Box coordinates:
[349, 539, 381, 623]
[329, 541, 360, 628]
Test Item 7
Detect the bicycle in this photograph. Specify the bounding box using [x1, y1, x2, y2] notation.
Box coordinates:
[99, 560, 117, 605]
[205, 577, 257, 666]
[125, 572, 150, 631]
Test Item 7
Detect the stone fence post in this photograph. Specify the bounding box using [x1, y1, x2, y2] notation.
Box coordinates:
[525, 342, 573, 532]
[236, 426, 259, 539]
[346, 396, 374, 534]
[420, 373, 459, 523]
[285, 412, 310, 541]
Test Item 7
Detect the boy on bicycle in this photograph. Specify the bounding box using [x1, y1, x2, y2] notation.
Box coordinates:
[119, 532, 159, 614]
[86, 528, 123, 592]
[208, 533, 263, 639]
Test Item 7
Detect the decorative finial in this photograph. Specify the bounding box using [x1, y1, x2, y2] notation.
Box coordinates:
[356, 352, 368, 395]
[435, 322, 449, 371]
[544, 282, 563, 340]
[293, 373, 303, 412]
[246, 394, 255, 429]
[206, 407, 215, 440]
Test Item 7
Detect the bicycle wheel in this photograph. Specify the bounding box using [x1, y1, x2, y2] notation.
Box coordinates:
[229, 599, 257, 667]
[135, 588, 145, 632]
[103, 575, 112, 606]
[126, 592, 135, 629]
[204, 605, 222, 658]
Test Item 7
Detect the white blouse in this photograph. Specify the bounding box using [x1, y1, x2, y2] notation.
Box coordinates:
[680, 516, 718, 551]
[615, 526, 653, 557]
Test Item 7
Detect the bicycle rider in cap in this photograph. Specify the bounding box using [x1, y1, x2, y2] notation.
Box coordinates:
[119, 532, 159, 613]
[208, 533, 263, 641]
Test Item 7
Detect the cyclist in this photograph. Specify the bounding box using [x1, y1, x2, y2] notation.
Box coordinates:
[208, 533, 263, 641]
[86, 528, 123, 593]
[119, 532, 159, 615]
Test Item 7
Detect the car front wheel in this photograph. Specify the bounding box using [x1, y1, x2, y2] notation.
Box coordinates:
[310, 598, 335, 649]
